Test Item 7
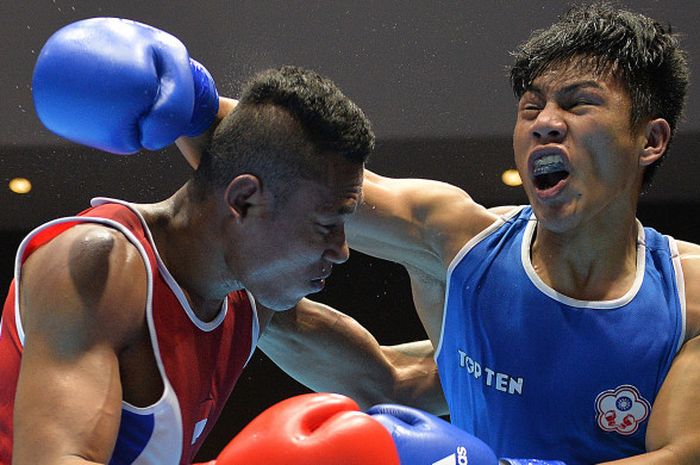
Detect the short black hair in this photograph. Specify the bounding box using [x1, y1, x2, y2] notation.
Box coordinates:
[510, 2, 689, 186]
[193, 65, 374, 199]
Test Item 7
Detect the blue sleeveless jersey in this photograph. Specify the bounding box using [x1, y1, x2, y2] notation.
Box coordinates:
[435, 206, 686, 464]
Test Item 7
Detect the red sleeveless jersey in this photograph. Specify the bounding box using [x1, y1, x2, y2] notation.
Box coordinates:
[0, 199, 259, 464]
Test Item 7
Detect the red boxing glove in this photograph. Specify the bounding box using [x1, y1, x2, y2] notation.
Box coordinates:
[210, 393, 400, 465]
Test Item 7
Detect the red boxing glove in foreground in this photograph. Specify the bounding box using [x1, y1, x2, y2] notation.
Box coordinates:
[205, 393, 400, 465]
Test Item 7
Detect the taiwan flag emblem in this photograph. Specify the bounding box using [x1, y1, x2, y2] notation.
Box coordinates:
[595, 384, 651, 435]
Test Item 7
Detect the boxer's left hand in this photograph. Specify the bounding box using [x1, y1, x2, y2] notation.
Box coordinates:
[367, 403, 499, 465]
[211, 393, 400, 465]
[32, 17, 218, 154]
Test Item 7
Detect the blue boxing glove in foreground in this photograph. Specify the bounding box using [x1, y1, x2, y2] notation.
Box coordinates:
[368, 404, 567, 465]
[367, 404, 499, 465]
[500, 461, 566, 465]
[32, 17, 218, 154]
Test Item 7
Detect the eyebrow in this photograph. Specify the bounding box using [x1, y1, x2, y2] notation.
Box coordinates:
[526, 80, 604, 96]
[323, 190, 363, 218]
[318, 202, 359, 219]
[338, 203, 358, 216]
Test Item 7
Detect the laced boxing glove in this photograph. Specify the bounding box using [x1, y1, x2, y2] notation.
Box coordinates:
[367, 403, 498, 465]
[499, 460, 567, 465]
[32, 17, 218, 154]
[208, 393, 400, 465]
[368, 404, 567, 465]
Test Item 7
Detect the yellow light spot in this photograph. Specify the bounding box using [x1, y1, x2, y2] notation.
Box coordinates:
[9, 177, 32, 194]
[501, 169, 522, 187]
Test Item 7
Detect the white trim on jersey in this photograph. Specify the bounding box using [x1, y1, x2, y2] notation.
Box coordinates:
[10, 198, 262, 464]
[90, 198, 229, 332]
[435, 206, 526, 362]
[668, 236, 688, 352]
[520, 213, 646, 310]
[243, 289, 260, 367]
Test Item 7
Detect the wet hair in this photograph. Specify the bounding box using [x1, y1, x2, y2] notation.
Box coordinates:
[509, 2, 689, 186]
[193, 65, 374, 201]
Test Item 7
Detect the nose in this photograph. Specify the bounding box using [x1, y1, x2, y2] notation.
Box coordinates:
[531, 103, 567, 143]
[323, 227, 350, 265]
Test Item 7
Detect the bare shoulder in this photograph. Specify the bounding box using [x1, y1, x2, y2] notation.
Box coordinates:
[362, 170, 492, 220]
[20, 223, 148, 352]
[487, 205, 521, 216]
[354, 171, 500, 274]
[13, 224, 148, 463]
[675, 240, 700, 340]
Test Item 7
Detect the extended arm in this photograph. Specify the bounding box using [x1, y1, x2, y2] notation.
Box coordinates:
[348, 170, 495, 276]
[258, 299, 447, 415]
[12, 226, 147, 465]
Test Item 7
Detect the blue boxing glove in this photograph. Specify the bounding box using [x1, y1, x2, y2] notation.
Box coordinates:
[367, 404, 498, 465]
[32, 17, 219, 154]
[500, 460, 567, 465]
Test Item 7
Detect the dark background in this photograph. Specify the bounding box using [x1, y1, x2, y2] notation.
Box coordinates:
[1, 1, 699, 460]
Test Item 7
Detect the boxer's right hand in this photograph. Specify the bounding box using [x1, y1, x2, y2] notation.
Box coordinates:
[210, 393, 400, 465]
[32, 17, 219, 154]
[367, 403, 499, 465]
[367, 404, 567, 465]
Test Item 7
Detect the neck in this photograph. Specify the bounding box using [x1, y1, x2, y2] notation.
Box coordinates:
[530, 205, 640, 301]
[138, 183, 243, 321]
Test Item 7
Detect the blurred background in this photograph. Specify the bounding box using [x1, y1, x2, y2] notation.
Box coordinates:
[2, 1, 699, 460]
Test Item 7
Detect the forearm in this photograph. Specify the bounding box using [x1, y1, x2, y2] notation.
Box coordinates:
[259, 300, 397, 408]
[175, 96, 238, 169]
[381, 340, 447, 415]
[259, 299, 440, 410]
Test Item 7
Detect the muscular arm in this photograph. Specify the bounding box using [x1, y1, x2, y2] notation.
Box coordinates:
[348, 170, 495, 279]
[593, 339, 700, 465]
[13, 226, 147, 465]
[258, 299, 447, 415]
[181, 100, 495, 276]
[600, 251, 700, 465]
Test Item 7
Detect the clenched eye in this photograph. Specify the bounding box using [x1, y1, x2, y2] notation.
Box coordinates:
[518, 100, 542, 119]
[316, 223, 336, 235]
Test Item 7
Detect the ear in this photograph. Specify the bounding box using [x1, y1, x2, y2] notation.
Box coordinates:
[639, 118, 671, 167]
[224, 174, 269, 223]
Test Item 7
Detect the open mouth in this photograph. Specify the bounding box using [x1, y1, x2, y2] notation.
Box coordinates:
[532, 153, 570, 190]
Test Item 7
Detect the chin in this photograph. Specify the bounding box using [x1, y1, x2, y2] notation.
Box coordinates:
[532, 203, 583, 234]
[257, 294, 303, 312]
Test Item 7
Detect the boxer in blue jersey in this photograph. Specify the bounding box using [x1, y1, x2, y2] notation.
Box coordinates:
[258, 3, 700, 464]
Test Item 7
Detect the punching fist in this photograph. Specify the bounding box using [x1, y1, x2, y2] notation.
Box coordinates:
[367, 404, 498, 465]
[212, 393, 400, 465]
[32, 17, 219, 154]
